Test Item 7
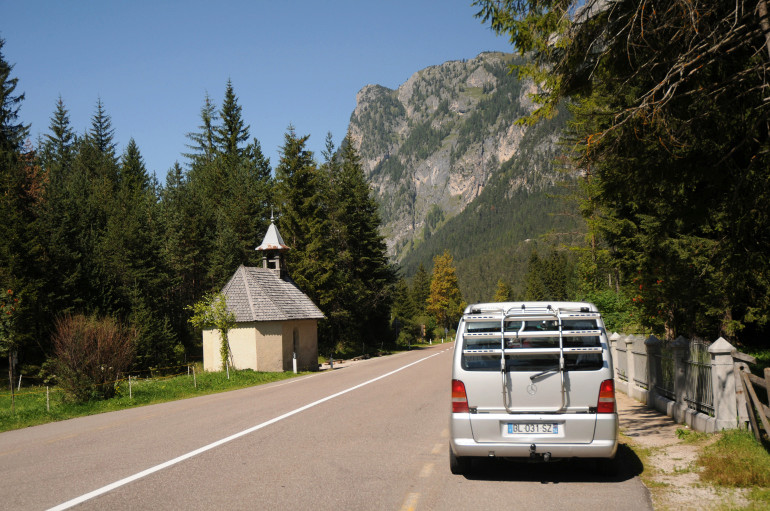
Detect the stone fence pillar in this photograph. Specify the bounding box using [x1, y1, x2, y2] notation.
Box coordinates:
[709, 337, 738, 430]
[609, 332, 620, 378]
[645, 334, 662, 405]
[625, 335, 636, 395]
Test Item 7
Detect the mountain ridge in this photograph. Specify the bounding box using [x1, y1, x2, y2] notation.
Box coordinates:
[347, 51, 578, 300]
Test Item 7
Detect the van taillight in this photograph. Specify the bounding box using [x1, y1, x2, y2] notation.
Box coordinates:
[597, 379, 615, 413]
[452, 379, 469, 413]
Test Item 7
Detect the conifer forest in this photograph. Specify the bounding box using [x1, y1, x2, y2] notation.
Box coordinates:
[1, 0, 770, 384]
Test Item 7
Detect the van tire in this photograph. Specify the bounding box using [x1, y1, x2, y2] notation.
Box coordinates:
[449, 447, 471, 475]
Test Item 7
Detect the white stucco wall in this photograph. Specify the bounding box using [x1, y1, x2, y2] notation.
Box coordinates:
[202, 329, 222, 372]
[203, 319, 318, 373]
[282, 319, 319, 371]
[255, 321, 284, 372]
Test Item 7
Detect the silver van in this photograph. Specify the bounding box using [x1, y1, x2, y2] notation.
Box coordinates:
[449, 301, 618, 474]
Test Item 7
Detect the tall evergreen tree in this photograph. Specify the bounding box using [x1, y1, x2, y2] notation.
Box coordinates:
[335, 137, 394, 345]
[184, 84, 272, 291]
[410, 263, 431, 313]
[119, 138, 150, 191]
[0, 39, 27, 152]
[391, 278, 418, 346]
[274, 126, 322, 255]
[215, 80, 250, 159]
[89, 98, 117, 159]
[184, 93, 218, 166]
[40, 96, 75, 179]
[0, 38, 44, 363]
[274, 128, 333, 346]
[159, 162, 208, 353]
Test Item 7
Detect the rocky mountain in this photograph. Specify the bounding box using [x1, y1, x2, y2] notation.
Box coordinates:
[347, 52, 578, 300]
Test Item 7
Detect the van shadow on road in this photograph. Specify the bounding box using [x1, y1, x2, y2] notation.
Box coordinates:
[461, 442, 642, 484]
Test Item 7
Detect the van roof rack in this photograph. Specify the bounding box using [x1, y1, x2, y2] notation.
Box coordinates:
[461, 303, 604, 414]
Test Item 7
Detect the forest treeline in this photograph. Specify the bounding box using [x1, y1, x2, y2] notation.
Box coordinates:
[0, 31, 483, 385]
[473, 0, 770, 344]
[3, 0, 769, 387]
[0, 35, 418, 376]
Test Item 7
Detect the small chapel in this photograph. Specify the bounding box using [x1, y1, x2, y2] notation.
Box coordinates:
[202, 219, 324, 372]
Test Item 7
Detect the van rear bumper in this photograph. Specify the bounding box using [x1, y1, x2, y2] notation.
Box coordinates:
[450, 413, 618, 459]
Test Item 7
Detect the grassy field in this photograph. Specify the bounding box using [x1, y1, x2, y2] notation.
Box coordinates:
[698, 429, 770, 510]
[0, 367, 306, 433]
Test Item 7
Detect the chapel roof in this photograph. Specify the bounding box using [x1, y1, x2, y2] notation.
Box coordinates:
[221, 265, 324, 322]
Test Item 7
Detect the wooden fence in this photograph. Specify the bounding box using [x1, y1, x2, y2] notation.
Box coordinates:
[734, 351, 770, 441]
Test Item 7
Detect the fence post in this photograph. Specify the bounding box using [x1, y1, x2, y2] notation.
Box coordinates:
[624, 335, 637, 400]
[645, 335, 662, 407]
[708, 337, 737, 430]
[609, 332, 620, 382]
[672, 335, 690, 423]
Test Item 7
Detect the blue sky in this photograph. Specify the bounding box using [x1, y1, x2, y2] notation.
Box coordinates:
[1, 1, 512, 180]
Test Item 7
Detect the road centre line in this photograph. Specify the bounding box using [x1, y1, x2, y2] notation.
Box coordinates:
[400, 492, 420, 511]
[47, 349, 448, 511]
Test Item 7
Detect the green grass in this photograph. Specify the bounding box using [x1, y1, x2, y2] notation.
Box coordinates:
[676, 427, 710, 444]
[699, 429, 770, 488]
[624, 427, 770, 510]
[0, 368, 308, 433]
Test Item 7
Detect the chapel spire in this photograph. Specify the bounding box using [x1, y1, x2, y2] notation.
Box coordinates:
[255, 213, 290, 278]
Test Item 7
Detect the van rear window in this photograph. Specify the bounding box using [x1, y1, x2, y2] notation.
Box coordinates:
[461, 318, 603, 371]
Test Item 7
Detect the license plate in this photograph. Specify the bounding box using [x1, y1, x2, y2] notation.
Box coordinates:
[507, 423, 558, 434]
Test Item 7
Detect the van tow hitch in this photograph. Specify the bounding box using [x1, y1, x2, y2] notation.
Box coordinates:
[529, 444, 552, 462]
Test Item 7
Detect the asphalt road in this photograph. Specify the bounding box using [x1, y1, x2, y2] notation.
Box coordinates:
[0, 344, 653, 510]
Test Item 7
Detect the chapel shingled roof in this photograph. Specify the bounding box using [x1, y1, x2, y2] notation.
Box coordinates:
[221, 265, 324, 322]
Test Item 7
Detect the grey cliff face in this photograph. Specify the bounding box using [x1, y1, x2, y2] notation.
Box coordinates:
[348, 52, 561, 260]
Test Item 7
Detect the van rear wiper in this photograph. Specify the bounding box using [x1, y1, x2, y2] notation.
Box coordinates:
[530, 367, 559, 381]
[530, 357, 565, 381]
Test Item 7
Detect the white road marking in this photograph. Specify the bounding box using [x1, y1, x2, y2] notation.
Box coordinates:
[47, 350, 446, 511]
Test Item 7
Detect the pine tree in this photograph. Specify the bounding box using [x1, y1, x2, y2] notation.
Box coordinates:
[215, 80, 250, 159]
[184, 93, 218, 166]
[410, 263, 431, 313]
[119, 138, 150, 191]
[159, 162, 208, 353]
[427, 250, 465, 331]
[391, 278, 418, 346]
[274, 126, 321, 255]
[319, 136, 394, 351]
[40, 96, 75, 181]
[0, 38, 28, 153]
[0, 38, 43, 365]
[89, 98, 117, 160]
[274, 127, 334, 343]
[183, 83, 272, 291]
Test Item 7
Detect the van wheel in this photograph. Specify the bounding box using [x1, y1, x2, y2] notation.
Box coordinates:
[449, 447, 471, 475]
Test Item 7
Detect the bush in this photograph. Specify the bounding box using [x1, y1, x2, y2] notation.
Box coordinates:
[52, 314, 136, 402]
